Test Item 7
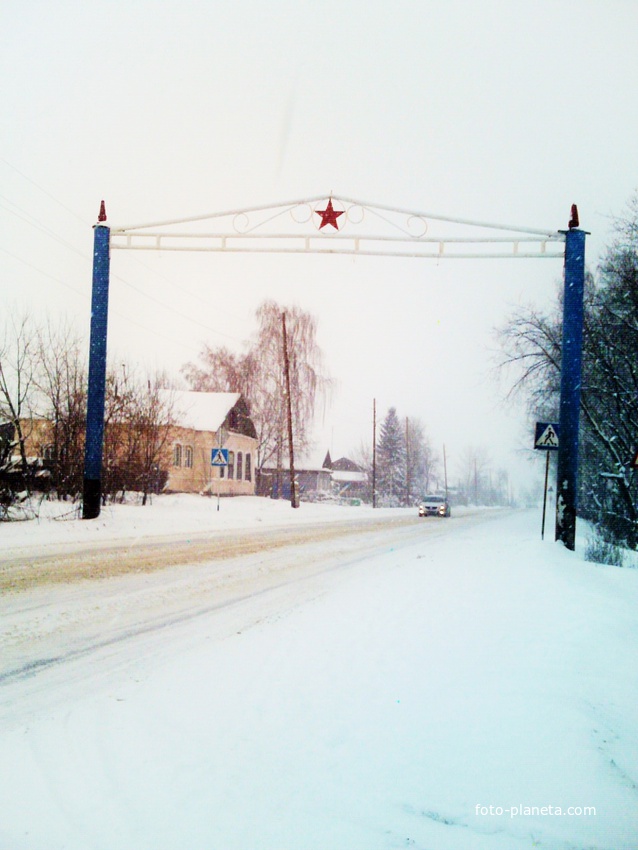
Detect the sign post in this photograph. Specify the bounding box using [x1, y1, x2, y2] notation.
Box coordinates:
[211, 447, 229, 512]
[535, 422, 560, 540]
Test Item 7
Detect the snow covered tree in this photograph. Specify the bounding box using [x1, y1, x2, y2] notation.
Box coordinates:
[406, 417, 439, 501]
[376, 407, 406, 504]
[498, 193, 638, 545]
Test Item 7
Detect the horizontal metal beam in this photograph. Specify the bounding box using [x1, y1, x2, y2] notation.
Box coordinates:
[111, 232, 565, 259]
[112, 245, 564, 259]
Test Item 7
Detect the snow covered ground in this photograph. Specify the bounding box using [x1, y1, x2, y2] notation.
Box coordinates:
[1, 496, 637, 850]
[0, 493, 415, 554]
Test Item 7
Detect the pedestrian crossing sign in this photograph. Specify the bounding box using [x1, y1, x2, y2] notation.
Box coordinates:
[534, 422, 560, 450]
[211, 448, 229, 466]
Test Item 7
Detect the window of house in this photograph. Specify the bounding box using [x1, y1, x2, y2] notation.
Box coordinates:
[173, 444, 182, 467]
[245, 453, 252, 482]
[237, 452, 243, 481]
[227, 451, 235, 479]
[42, 444, 55, 461]
[184, 445, 193, 468]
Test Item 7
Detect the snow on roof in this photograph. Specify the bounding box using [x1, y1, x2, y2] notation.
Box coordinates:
[170, 391, 240, 432]
[331, 470, 368, 483]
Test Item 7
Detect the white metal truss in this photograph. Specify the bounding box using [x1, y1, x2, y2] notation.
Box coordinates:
[109, 194, 566, 260]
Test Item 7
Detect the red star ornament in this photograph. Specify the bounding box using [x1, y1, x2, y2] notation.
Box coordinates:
[315, 198, 344, 230]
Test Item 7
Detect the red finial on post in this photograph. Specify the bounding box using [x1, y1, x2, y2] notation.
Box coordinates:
[98, 200, 107, 222]
[568, 204, 579, 230]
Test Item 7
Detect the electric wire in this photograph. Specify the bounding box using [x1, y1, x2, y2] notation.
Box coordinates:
[0, 165, 244, 347]
[0, 246, 202, 356]
[0, 158, 92, 227]
[3, 161, 254, 324]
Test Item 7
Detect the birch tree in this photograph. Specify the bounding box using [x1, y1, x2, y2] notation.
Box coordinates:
[182, 299, 330, 470]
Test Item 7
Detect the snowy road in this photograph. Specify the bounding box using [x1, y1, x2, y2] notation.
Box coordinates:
[1, 505, 637, 850]
[1, 509, 482, 711]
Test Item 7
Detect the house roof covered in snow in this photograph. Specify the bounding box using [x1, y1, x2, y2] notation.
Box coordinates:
[170, 391, 241, 433]
[331, 470, 367, 483]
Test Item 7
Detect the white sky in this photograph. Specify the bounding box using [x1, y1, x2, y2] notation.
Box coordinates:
[2, 0, 637, 492]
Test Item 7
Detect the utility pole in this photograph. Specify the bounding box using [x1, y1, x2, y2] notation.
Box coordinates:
[405, 416, 410, 506]
[282, 312, 299, 508]
[372, 398, 377, 508]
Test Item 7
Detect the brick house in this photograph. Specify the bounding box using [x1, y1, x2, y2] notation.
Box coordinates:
[4, 391, 258, 498]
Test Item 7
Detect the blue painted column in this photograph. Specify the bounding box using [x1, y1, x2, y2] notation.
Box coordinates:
[555, 210, 587, 550]
[83, 202, 111, 519]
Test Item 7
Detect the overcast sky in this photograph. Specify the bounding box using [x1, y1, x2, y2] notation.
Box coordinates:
[2, 0, 637, 492]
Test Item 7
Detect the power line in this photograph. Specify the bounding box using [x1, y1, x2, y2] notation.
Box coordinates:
[0, 245, 202, 357]
[0, 246, 88, 300]
[0, 166, 245, 345]
[0, 158, 92, 227]
[0, 195, 90, 263]
[110, 269, 243, 344]
[0, 179, 249, 325]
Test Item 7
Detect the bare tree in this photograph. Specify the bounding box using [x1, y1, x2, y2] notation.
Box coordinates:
[35, 318, 87, 499]
[456, 445, 492, 505]
[406, 417, 439, 500]
[181, 345, 258, 398]
[132, 373, 177, 505]
[102, 365, 177, 504]
[0, 313, 38, 493]
[350, 440, 374, 503]
[182, 299, 330, 473]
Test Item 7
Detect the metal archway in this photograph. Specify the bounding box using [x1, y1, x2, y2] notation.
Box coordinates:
[84, 194, 586, 549]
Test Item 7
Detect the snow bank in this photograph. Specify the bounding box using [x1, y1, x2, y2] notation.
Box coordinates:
[0, 493, 418, 555]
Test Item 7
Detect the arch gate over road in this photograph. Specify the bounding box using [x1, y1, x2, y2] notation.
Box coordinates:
[85, 195, 586, 550]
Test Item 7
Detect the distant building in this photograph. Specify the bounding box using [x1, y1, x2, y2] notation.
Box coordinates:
[330, 456, 368, 498]
[257, 451, 368, 501]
